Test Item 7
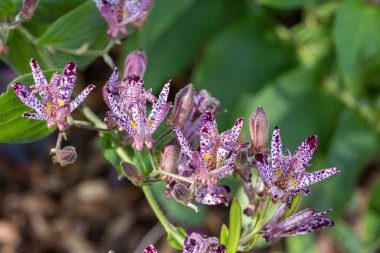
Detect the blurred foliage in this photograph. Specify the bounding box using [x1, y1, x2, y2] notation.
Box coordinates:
[1, 0, 380, 252]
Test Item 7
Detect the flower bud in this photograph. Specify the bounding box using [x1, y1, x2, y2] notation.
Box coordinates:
[159, 139, 181, 174]
[171, 183, 193, 205]
[17, 0, 39, 21]
[52, 146, 77, 167]
[249, 106, 269, 153]
[167, 84, 194, 129]
[121, 161, 144, 187]
[234, 150, 248, 172]
[123, 50, 147, 78]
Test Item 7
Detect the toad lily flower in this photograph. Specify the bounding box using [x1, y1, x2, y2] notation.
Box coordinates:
[262, 200, 334, 241]
[105, 71, 172, 151]
[144, 233, 226, 253]
[12, 59, 95, 131]
[255, 126, 340, 200]
[94, 0, 152, 38]
[172, 112, 243, 205]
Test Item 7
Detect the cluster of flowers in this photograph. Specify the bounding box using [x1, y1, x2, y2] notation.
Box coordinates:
[12, 48, 340, 252]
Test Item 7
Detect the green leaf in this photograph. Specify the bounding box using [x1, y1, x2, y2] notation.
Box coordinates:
[192, 12, 296, 130]
[238, 66, 341, 151]
[281, 194, 300, 220]
[122, 0, 248, 91]
[0, 0, 15, 19]
[133, 151, 153, 177]
[258, 0, 311, 10]
[364, 180, 380, 246]
[1, 29, 42, 74]
[287, 234, 317, 253]
[308, 109, 379, 217]
[99, 134, 123, 177]
[31, 0, 87, 23]
[333, 0, 380, 91]
[227, 199, 242, 253]
[220, 224, 229, 246]
[167, 227, 187, 250]
[330, 222, 364, 253]
[36, 1, 109, 68]
[0, 70, 57, 143]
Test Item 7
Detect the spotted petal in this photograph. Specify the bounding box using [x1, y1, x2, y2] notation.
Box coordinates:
[144, 245, 158, 253]
[60, 62, 76, 103]
[295, 167, 340, 190]
[194, 185, 229, 205]
[12, 83, 45, 115]
[294, 135, 318, 164]
[255, 153, 273, 185]
[23, 112, 54, 121]
[106, 87, 136, 135]
[173, 127, 194, 158]
[69, 84, 95, 112]
[271, 126, 283, 169]
[217, 117, 243, 162]
[148, 81, 170, 126]
[30, 58, 49, 103]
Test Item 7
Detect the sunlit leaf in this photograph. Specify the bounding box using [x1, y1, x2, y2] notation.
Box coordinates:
[227, 199, 242, 253]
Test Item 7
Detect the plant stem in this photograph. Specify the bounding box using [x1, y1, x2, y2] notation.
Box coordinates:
[72, 120, 110, 131]
[239, 196, 270, 246]
[142, 185, 185, 245]
[81, 105, 107, 129]
[45, 40, 115, 56]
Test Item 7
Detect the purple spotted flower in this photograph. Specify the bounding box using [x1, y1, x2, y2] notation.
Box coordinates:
[255, 126, 340, 200]
[104, 69, 172, 150]
[94, 0, 152, 38]
[181, 90, 220, 142]
[262, 200, 334, 241]
[12, 59, 95, 131]
[172, 112, 243, 206]
[144, 233, 225, 253]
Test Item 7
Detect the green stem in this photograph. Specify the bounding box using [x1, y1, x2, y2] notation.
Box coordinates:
[239, 196, 270, 246]
[72, 120, 110, 132]
[115, 146, 132, 164]
[142, 185, 185, 244]
[81, 105, 107, 129]
[46, 40, 115, 56]
[80, 105, 185, 246]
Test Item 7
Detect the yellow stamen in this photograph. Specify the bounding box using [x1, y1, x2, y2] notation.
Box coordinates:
[148, 119, 153, 127]
[204, 154, 210, 161]
[290, 179, 297, 188]
[216, 157, 221, 165]
[130, 122, 137, 128]
[275, 170, 283, 176]
[57, 99, 65, 106]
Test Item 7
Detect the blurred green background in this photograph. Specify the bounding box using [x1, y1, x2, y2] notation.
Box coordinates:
[1, 0, 380, 252]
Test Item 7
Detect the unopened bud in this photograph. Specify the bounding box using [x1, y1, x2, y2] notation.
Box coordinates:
[172, 183, 193, 205]
[249, 106, 269, 153]
[167, 84, 194, 129]
[121, 161, 143, 186]
[123, 50, 147, 78]
[52, 146, 77, 167]
[159, 139, 181, 174]
[17, 0, 39, 21]
[234, 150, 248, 172]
